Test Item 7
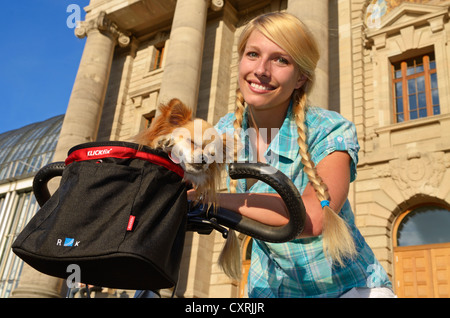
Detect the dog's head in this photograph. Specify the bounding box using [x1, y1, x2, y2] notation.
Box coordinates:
[134, 99, 234, 201]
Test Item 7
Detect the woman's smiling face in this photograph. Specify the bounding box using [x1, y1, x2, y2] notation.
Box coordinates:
[238, 30, 305, 112]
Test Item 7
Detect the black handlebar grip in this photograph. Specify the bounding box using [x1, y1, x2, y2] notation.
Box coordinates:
[209, 162, 306, 243]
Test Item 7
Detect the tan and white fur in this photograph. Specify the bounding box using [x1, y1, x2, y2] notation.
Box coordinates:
[134, 98, 228, 202]
[134, 99, 241, 280]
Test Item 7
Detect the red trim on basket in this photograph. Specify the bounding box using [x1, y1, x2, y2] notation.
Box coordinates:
[127, 215, 136, 231]
[65, 146, 184, 178]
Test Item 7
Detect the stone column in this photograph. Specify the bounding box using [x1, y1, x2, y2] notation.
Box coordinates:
[287, 0, 329, 109]
[52, 11, 130, 162]
[158, 0, 219, 113]
[158, 0, 224, 297]
[10, 12, 130, 298]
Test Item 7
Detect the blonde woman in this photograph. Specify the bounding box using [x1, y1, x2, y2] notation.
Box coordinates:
[211, 12, 395, 298]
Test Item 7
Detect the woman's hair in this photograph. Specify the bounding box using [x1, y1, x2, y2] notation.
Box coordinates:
[219, 12, 356, 276]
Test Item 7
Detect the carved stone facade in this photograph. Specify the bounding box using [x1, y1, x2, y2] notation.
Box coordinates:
[353, 1, 450, 283]
[10, 0, 450, 298]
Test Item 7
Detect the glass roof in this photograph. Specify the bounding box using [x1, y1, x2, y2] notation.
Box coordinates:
[0, 115, 64, 182]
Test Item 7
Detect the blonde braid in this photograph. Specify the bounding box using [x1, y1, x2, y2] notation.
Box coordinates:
[293, 93, 356, 266]
[217, 89, 246, 281]
[229, 90, 246, 192]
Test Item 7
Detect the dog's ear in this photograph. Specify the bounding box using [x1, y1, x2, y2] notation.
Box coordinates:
[165, 99, 193, 127]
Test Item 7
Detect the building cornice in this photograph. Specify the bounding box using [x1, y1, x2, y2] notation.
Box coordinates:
[365, 3, 450, 49]
[75, 11, 131, 47]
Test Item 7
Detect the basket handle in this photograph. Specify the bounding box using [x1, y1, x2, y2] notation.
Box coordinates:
[32, 162, 65, 207]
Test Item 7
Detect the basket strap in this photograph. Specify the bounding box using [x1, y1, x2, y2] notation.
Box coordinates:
[65, 145, 184, 178]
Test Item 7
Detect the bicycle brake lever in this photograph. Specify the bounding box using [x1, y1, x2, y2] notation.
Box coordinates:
[187, 202, 228, 238]
[186, 217, 228, 238]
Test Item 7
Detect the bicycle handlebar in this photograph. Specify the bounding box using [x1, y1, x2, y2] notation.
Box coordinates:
[216, 162, 305, 242]
[32, 161, 305, 243]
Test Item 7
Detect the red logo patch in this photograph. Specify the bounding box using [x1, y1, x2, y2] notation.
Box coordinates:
[127, 215, 136, 231]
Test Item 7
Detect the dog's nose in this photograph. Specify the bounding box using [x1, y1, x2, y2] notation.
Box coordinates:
[190, 163, 206, 172]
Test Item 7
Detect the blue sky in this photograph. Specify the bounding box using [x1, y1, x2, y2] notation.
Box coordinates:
[0, 1, 90, 134]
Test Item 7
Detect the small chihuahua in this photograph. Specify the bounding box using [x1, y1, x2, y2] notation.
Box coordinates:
[134, 98, 231, 203]
[134, 98, 241, 281]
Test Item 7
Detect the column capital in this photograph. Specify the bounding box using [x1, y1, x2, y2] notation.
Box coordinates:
[75, 11, 131, 47]
[210, 0, 224, 12]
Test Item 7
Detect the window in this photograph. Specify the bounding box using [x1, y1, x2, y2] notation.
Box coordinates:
[392, 52, 440, 123]
[151, 44, 165, 71]
[0, 191, 39, 298]
[393, 205, 450, 298]
[143, 110, 156, 129]
[396, 205, 450, 247]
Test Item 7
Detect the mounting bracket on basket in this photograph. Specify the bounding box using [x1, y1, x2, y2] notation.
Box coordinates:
[186, 207, 229, 239]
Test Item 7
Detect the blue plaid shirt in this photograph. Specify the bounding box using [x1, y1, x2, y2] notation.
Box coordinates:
[215, 104, 392, 298]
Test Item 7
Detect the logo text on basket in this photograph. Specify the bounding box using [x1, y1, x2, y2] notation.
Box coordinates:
[57, 237, 80, 247]
[87, 148, 112, 157]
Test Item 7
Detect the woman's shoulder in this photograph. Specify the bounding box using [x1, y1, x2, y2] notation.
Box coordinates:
[304, 105, 360, 180]
[305, 105, 351, 126]
[305, 105, 357, 140]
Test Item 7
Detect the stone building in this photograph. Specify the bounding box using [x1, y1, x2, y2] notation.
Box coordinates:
[0, 115, 64, 298]
[6, 0, 450, 298]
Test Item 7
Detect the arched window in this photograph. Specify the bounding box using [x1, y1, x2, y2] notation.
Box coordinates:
[396, 205, 450, 247]
[393, 205, 450, 298]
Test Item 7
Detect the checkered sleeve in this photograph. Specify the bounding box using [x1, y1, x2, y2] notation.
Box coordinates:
[305, 107, 360, 182]
[214, 112, 235, 135]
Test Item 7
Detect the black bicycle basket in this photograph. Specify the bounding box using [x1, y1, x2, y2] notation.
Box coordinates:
[12, 141, 306, 291]
[12, 141, 188, 290]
